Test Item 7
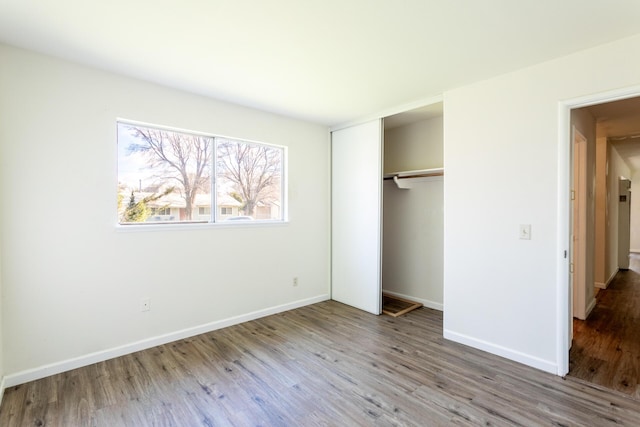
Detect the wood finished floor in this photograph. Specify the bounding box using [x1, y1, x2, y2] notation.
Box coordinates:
[3, 302, 640, 426]
[569, 253, 640, 399]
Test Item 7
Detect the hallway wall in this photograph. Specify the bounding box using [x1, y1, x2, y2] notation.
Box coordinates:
[571, 108, 596, 317]
[595, 136, 608, 287]
[629, 171, 640, 253]
[607, 145, 631, 281]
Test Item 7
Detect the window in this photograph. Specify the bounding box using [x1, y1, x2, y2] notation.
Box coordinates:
[117, 121, 284, 225]
[151, 207, 171, 216]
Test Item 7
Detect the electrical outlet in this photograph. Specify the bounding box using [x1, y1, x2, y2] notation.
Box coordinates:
[293, 277, 299, 287]
[140, 298, 151, 312]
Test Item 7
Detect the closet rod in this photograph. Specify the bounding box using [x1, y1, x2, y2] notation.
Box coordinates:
[382, 171, 444, 181]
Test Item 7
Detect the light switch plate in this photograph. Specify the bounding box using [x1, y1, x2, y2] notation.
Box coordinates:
[519, 224, 531, 240]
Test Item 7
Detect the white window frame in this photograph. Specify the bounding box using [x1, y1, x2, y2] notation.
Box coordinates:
[116, 119, 287, 229]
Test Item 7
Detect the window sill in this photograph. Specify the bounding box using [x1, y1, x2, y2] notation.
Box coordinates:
[115, 220, 289, 233]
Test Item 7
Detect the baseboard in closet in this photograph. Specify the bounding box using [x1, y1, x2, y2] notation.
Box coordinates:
[382, 290, 443, 311]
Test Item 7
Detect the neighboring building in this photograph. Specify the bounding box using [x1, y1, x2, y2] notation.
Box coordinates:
[119, 189, 267, 222]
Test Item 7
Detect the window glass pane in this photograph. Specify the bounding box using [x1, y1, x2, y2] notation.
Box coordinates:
[117, 123, 212, 224]
[215, 138, 283, 222]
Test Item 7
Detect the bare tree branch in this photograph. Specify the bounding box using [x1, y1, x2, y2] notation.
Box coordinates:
[217, 140, 281, 217]
[127, 126, 212, 220]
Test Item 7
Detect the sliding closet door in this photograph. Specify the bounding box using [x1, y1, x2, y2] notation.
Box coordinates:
[331, 119, 383, 315]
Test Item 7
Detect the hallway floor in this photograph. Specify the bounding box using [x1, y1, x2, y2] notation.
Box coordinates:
[569, 253, 640, 399]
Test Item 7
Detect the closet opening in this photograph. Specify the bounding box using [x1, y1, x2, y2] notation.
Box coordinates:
[330, 101, 444, 318]
[382, 103, 444, 315]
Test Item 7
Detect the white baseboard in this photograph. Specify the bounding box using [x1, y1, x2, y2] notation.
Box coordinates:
[382, 289, 443, 311]
[585, 297, 597, 318]
[608, 269, 619, 285]
[443, 329, 557, 375]
[596, 268, 619, 289]
[3, 294, 330, 388]
[0, 375, 5, 407]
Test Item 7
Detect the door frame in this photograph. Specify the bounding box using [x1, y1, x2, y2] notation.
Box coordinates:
[572, 128, 588, 321]
[557, 85, 640, 376]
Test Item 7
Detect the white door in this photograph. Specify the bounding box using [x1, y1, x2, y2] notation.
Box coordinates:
[331, 119, 383, 314]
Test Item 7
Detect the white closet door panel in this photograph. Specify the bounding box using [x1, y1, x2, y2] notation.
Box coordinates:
[331, 120, 382, 314]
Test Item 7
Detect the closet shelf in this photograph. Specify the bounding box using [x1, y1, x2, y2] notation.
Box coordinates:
[383, 168, 444, 189]
[383, 167, 444, 180]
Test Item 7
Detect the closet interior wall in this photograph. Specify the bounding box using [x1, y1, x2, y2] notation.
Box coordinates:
[383, 115, 444, 311]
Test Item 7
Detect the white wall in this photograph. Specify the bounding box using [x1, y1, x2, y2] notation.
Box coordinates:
[443, 33, 640, 373]
[0, 44, 330, 380]
[382, 117, 444, 309]
[594, 136, 608, 286]
[570, 108, 596, 317]
[608, 145, 631, 276]
[383, 116, 443, 173]
[382, 179, 443, 309]
[630, 170, 640, 252]
[0, 239, 4, 401]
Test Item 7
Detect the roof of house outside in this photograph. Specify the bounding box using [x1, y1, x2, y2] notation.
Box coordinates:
[123, 190, 244, 209]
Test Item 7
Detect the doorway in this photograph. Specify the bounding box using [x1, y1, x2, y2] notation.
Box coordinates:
[563, 92, 640, 398]
[569, 254, 640, 398]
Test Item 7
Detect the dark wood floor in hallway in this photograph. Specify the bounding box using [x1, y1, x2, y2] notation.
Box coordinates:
[570, 253, 640, 399]
[3, 300, 640, 426]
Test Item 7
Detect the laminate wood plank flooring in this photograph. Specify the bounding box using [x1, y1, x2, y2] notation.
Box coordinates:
[3, 301, 640, 426]
[569, 253, 640, 399]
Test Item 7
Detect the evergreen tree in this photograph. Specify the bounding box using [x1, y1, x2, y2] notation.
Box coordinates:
[122, 188, 176, 223]
[123, 191, 149, 222]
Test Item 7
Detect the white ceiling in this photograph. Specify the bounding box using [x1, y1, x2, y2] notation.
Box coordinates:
[583, 97, 640, 173]
[2, 1, 640, 126]
[612, 137, 640, 174]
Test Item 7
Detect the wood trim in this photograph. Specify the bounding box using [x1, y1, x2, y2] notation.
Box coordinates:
[382, 293, 422, 317]
[382, 290, 443, 311]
